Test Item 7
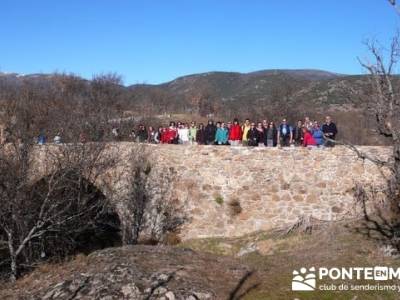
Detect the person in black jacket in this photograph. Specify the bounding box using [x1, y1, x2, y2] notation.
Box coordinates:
[136, 124, 148, 143]
[292, 120, 304, 146]
[263, 122, 278, 147]
[247, 123, 260, 146]
[196, 123, 206, 145]
[322, 116, 338, 147]
[204, 120, 217, 145]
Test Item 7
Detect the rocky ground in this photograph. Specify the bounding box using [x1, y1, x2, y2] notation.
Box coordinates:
[180, 221, 400, 299]
[1, 221, 400, 300]
[0, 245, 256, 300]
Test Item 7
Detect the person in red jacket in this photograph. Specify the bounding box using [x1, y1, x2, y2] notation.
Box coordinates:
[229, 118, 242, 146]
[163, 122, 178, 144]
[302, 127, 317, 147]
[160, 128, 168, 144]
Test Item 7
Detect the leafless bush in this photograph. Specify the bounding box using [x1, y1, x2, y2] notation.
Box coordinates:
[121, 148, 187, 245]
[0, 72, 125, 144]
[0, 142, 119, 281]
[353, 181, 400, 254]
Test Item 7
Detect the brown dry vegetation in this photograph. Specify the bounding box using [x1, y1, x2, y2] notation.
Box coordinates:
[0, 70, 390, 145]
[180, 221, 400, 300]
[1, 221, 399, 299]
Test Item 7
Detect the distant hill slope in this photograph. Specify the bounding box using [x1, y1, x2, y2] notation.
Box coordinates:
[127, 69, 364, 111]
[0, 69, 385, 144]
[126, 70, 377, 144]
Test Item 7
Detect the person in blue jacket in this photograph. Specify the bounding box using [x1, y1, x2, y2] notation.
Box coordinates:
[215, 122, 229, 145]
[311, 121, 325, 146]
[37, 130, 46, 145]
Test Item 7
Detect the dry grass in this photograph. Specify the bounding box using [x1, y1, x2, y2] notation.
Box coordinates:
[2, 220, 400, 299]
[0, 254, 90, 298]
[181, 221, 400, 299]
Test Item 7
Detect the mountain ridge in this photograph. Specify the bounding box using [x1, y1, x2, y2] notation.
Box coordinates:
[0, 68, 351, 87]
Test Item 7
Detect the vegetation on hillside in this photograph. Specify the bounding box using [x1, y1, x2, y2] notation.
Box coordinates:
[0, 69, 389, 145]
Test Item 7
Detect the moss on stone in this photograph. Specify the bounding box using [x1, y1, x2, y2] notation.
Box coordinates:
[214, 195, 224, 205]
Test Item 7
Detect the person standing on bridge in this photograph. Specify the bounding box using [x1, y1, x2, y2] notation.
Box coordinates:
[302, 127, 317, 148]
[204, 120, 217, 145]
[256, 122, 264, 147]
[160, 127, 169, 144]
[241, 118, 251, 146]
[304, 116, 313, 131]
[147, 126, 156, 143]
[196, 123, 206, 145]
[322, 116, 338, 147]
[292, 120, 304, 146]
[311, 121, 325, 147]
[247, 122, 260, 146]
[37, 130, 46, 145]
[136, 124, 148, 143]
[154, 127, 162, 144]
[166, 122, 178, 144]
[189, 122, 197, 145]
[215, 122, 229, 145]
[262, 119, 269, 131]
[112, 127, 120, 141]
[178, 123, 190, 144]
[277, 119, 292, 147]
[53, 132, 62, 144]
[263, 122, 278, 147]
[228, 118, 242, 146]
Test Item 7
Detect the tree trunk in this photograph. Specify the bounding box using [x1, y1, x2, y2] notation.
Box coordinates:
[9, 255, 17, 282]
[7, 233, 18, 282]
[392, 143, 400, 208]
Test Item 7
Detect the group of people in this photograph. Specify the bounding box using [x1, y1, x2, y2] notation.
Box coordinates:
[128, 116, 338, 148]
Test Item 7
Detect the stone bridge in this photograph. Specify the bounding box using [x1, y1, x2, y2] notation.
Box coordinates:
[29, 143, 391, 240]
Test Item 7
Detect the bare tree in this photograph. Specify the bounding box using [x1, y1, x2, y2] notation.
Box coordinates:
[389, 0, 400, 14]
[0, 72, 125, 144]
[343, 1, 400, 250]
[358, 34, 400, 187]
[120, 147, 186, 245]
[0, 141, 119, 281]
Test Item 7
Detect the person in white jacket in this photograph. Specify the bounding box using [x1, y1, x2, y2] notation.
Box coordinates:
[178, 123, 190, 145]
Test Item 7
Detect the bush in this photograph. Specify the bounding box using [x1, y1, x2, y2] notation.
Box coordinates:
[214, 195, 224, 205]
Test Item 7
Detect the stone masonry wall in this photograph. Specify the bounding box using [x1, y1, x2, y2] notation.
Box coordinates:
[31, 143, 391, 240]
[143, 144, 390, 240]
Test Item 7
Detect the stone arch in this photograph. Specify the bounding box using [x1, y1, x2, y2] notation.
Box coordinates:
[28, 170, 122, 257]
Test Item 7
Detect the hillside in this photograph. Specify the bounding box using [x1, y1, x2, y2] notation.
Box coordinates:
[113, 69, 381, 144]
[0, 69, 385, 144]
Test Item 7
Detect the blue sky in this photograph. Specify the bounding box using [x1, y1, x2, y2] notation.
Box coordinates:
[0, 0, 398, 84]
